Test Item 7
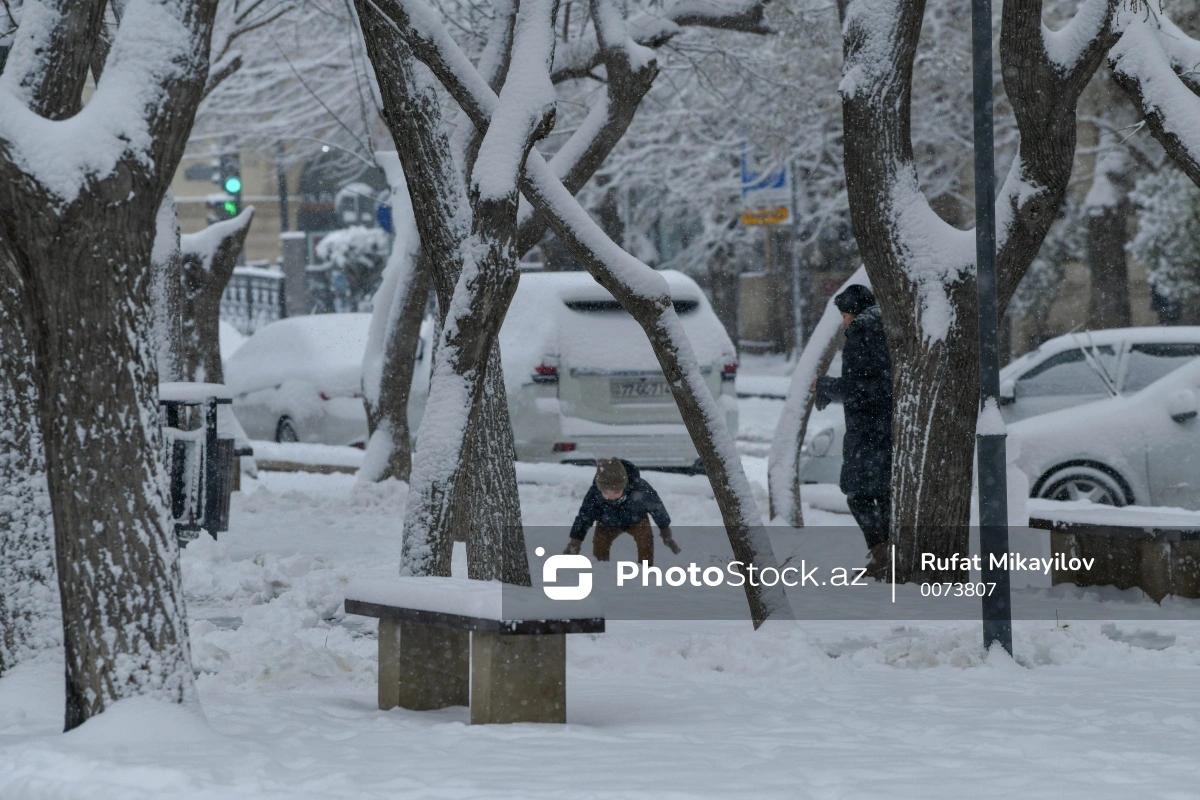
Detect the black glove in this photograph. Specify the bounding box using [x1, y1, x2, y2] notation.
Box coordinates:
[814, 376, 838, 411]
[563, 539, 582, 556]
[659, 527, 681, 555]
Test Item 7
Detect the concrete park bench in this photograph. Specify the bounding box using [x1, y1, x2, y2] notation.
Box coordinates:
[345, 577, 604, 724]
[1028, 499, 1200, 601]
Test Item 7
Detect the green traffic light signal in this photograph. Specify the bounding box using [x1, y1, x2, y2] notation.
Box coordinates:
[224, 200, 238, 215]
[223, 176, 242, 194]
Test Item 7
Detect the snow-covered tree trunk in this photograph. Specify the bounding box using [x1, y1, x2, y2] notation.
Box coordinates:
[0, 0, 215, 730]
[840, 0, 1117, 581]
[356, 0, 531, 584]
[0, 272, 58, 677]
[361, 151, 426, 484]
[179, 207, 255, 383]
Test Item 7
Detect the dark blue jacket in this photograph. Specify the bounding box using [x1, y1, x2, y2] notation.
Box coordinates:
[569, 459, 671, 540]
[816, 305, 893, 497]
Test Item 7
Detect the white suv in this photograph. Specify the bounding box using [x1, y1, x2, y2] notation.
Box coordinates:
[800, 326, 1200, 485]
[497, 269, 738, 471]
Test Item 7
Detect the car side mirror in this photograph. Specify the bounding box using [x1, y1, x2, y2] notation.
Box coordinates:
[998, 378, 1016, 406]
[1169, 389, 1198, 423]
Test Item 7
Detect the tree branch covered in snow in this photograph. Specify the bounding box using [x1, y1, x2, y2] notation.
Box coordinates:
[365, 0, 792, 624]
[1109, 6, 1200, 189]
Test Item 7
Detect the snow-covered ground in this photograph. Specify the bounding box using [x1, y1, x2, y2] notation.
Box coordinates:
[4, 394, 1200, 798]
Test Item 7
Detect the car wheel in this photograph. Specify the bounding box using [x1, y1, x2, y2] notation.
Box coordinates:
[276, 417, 299, 444]
[1037, 465, 1129, 506]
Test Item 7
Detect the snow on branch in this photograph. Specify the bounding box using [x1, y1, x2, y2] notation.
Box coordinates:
[472, 0, 557, 202]
[180, 206, 255, 272]
[663, 0, 772, 34]
[514, 0, 660, 252]
[1110, 7, 1200, 187]
[549, 0, 768, 83]
[0, 0, 213, 205]
[1040, 0, 1118, 79]
[0, 0, 101, 120]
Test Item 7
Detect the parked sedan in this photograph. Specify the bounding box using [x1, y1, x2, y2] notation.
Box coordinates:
[224, 313, 428, 446]
[800, 326, 1200, 484]
[1011, 356, 1200, 508]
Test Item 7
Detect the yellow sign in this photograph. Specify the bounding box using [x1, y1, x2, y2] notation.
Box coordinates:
[740, 206, 790, 226]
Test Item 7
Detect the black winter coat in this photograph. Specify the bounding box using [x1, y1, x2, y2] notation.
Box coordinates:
[569, 460, 671, 540]
[817, 305, 893, 497]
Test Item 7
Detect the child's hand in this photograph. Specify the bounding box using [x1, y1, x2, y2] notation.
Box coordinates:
[563, 539, 582, 556]
[660, 527, 681, 555]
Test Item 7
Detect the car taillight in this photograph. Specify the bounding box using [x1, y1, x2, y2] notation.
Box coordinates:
[722, 362, 738, 382]
[533, 364, 559, 383]
[552, 442, 576, 452]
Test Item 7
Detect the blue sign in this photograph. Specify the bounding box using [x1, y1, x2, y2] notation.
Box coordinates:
[376, 204, 393, 234]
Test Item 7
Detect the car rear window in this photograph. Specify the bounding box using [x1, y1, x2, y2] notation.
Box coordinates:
[1123, 343, 1200, 393]
[564, 300, 699, 314]
[1016, 346, 1116, 397]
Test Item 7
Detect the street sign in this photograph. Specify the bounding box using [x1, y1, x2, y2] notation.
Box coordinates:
[740, 146, 791, 226]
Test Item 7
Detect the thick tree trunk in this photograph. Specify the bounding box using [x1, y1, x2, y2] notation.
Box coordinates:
[0, 276, 58, 677]
[0, 0, 215, 729]
[453, 346, 529, 584]
[179, 209, 256, 384]
[888, 300, 978, 582]
[26, 222, 195, 730]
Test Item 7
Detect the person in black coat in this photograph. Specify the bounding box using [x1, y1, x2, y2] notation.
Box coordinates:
[815, 284, 892, 578]
[563, 458, 680, 567]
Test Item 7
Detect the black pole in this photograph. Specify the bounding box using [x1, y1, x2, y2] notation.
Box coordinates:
[972, 0, 1013, 654]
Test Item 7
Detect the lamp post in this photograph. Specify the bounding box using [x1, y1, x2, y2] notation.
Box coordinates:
[972, 0, 1013, 654]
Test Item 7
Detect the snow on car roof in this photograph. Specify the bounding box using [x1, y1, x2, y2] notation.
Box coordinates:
[1003, 325, 1200, 379]
[521, 268, 704, 303]
[501, 270, 732, 380]
[224, 313, 373, 395]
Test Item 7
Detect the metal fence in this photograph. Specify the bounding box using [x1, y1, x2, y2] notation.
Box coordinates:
[221, 264, 286, 335]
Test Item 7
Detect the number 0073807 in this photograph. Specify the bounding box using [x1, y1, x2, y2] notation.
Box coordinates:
[919, 582, 997, 597]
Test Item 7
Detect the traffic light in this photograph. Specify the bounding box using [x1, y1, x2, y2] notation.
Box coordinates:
[206, 153, 242, 223]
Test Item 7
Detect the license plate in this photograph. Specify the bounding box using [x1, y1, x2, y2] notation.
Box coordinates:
[610, 378, 671, 401]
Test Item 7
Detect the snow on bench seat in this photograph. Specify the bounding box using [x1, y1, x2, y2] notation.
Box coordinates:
[1028, 499, 1200, 540]
[345, 576, 603, 634]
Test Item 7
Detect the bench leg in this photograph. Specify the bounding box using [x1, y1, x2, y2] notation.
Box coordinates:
[1139, 541, 1172, 603]
[377, 619, 469, 711]
[470, 633, 566, 724]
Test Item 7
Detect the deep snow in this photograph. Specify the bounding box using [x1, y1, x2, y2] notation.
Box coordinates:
[3, 410, 1200, 797]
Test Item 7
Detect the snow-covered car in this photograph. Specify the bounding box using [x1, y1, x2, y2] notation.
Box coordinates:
[224, 313, 429, 446]
[1011, 355, 1200, 508]
[492, 269, 738, 470]
[225, 270, 737, 468]
[800, 326, 1200, 485]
